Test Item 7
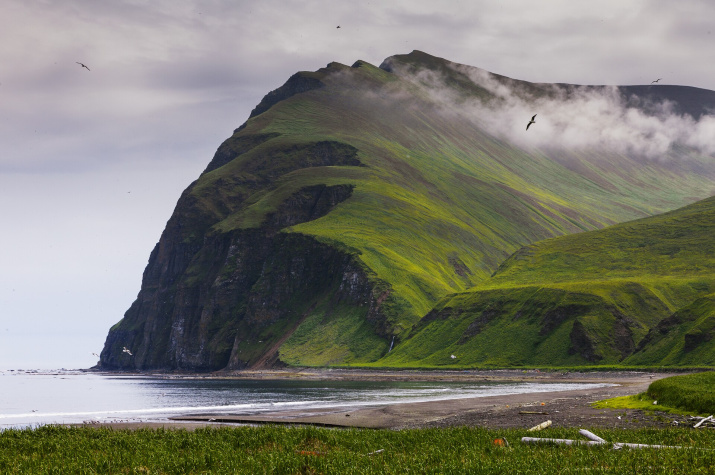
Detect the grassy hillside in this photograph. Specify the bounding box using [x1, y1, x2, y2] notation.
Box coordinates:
[182, 52, 715, 367]
[103, 51, 715, 370]
[388, 195, 715, 367]
[627, 294, 715, 366]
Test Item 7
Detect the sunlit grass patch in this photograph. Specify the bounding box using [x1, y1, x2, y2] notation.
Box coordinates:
[595, 371, 715, 417]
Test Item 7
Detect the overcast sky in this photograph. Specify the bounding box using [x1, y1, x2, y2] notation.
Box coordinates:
[2, 0, 714, 370]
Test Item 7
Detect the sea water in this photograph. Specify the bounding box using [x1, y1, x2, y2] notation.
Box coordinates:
[0, 370, 611, 430]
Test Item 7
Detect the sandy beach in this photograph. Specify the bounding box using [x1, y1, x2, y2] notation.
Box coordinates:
[86, 369, 681, 431]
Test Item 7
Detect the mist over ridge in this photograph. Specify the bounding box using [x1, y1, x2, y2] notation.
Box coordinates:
[381, 51, 715, 160]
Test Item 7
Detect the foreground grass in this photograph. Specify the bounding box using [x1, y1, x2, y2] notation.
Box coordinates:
[2, 425, 715, 474]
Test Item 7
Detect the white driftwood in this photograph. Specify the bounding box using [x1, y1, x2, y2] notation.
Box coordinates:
[527, 420, 552, 432]
[612, 442, 682, 450]
[579, 429, 607, 443]
[522, 437, 686, 450]
[521, 437, 602, 446]
[694, 415, 712, 428]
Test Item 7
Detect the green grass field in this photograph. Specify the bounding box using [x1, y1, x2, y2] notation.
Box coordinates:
[2, 425, 715, 474]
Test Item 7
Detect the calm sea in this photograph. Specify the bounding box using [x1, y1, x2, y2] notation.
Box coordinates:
[1, 370, 610, 430]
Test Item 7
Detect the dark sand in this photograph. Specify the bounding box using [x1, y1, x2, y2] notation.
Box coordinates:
[84, 369, 689, 431]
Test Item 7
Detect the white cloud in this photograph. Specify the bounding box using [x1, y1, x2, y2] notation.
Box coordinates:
[391, 59, 715, 159]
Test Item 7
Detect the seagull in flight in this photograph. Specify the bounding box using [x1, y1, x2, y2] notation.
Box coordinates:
[336, 25, 341, 28]
[122, 347, 133, 356]
[526, 114, 537, 130]
[76, 62, 90, 71]
[651, 78, 662, 84]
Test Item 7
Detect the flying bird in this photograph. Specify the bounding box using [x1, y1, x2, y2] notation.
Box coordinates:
[92, 352, 100, 358]
[336, 25, 341, 28]
[651, 78, 662, 84]
[122, 346, 133, 356]
[526, 114, 537, 130]
[76, 62, 90, 71]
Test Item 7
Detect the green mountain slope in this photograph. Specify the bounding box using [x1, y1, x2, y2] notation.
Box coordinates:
[627, 294, 715, 366]
[388, 196, 715, 367]
[101, 51, 715, 371]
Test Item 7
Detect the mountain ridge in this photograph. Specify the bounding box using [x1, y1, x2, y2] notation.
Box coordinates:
[99, 50, 715, 371]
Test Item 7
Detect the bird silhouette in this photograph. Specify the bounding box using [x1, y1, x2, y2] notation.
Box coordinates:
[122, 346, 133, 356]
[651, 78, 662, 84]
[526, 114, 537, 130]
[76, 62, 90, 71]
[336, 25, 341, 28]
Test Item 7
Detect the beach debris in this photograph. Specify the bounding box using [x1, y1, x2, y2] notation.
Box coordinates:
[450, 354, 456, 359]
[527, 420, 552, 432]
[519, 411, 549, 415]
[522, 429, 700, 450]
[694, 415, 713, 428]
[493, 437, 509, 447]
[367, 449, 385, 456]
[522, 437, 600, 447]
[388, 336, 395, 352]
[579, 429, 606, 443]
[653, 400, 658, 405]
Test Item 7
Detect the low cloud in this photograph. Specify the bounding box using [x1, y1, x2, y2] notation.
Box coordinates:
[395, 61, 715, 160]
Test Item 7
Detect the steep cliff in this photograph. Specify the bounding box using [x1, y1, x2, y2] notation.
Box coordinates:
[101, 181, 395, 370]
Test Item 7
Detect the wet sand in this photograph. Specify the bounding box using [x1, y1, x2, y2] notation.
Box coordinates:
[84, 369, 680, 431]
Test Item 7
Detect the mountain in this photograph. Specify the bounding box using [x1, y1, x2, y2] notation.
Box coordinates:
[385, 195, 715, 367]
[99, 50, 715, 371]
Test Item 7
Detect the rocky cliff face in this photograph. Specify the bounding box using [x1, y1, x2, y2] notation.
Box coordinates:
[100, 181, 394, 371]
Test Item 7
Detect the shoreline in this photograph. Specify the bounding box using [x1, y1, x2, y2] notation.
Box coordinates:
[87, 367, 663, 383]
[75, 369, 681, 431]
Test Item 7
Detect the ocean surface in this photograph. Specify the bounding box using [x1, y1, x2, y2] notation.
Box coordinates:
[0, 370, 611, 430]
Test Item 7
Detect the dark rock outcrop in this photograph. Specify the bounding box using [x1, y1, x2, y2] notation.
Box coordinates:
[100, 181, 394, 371]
